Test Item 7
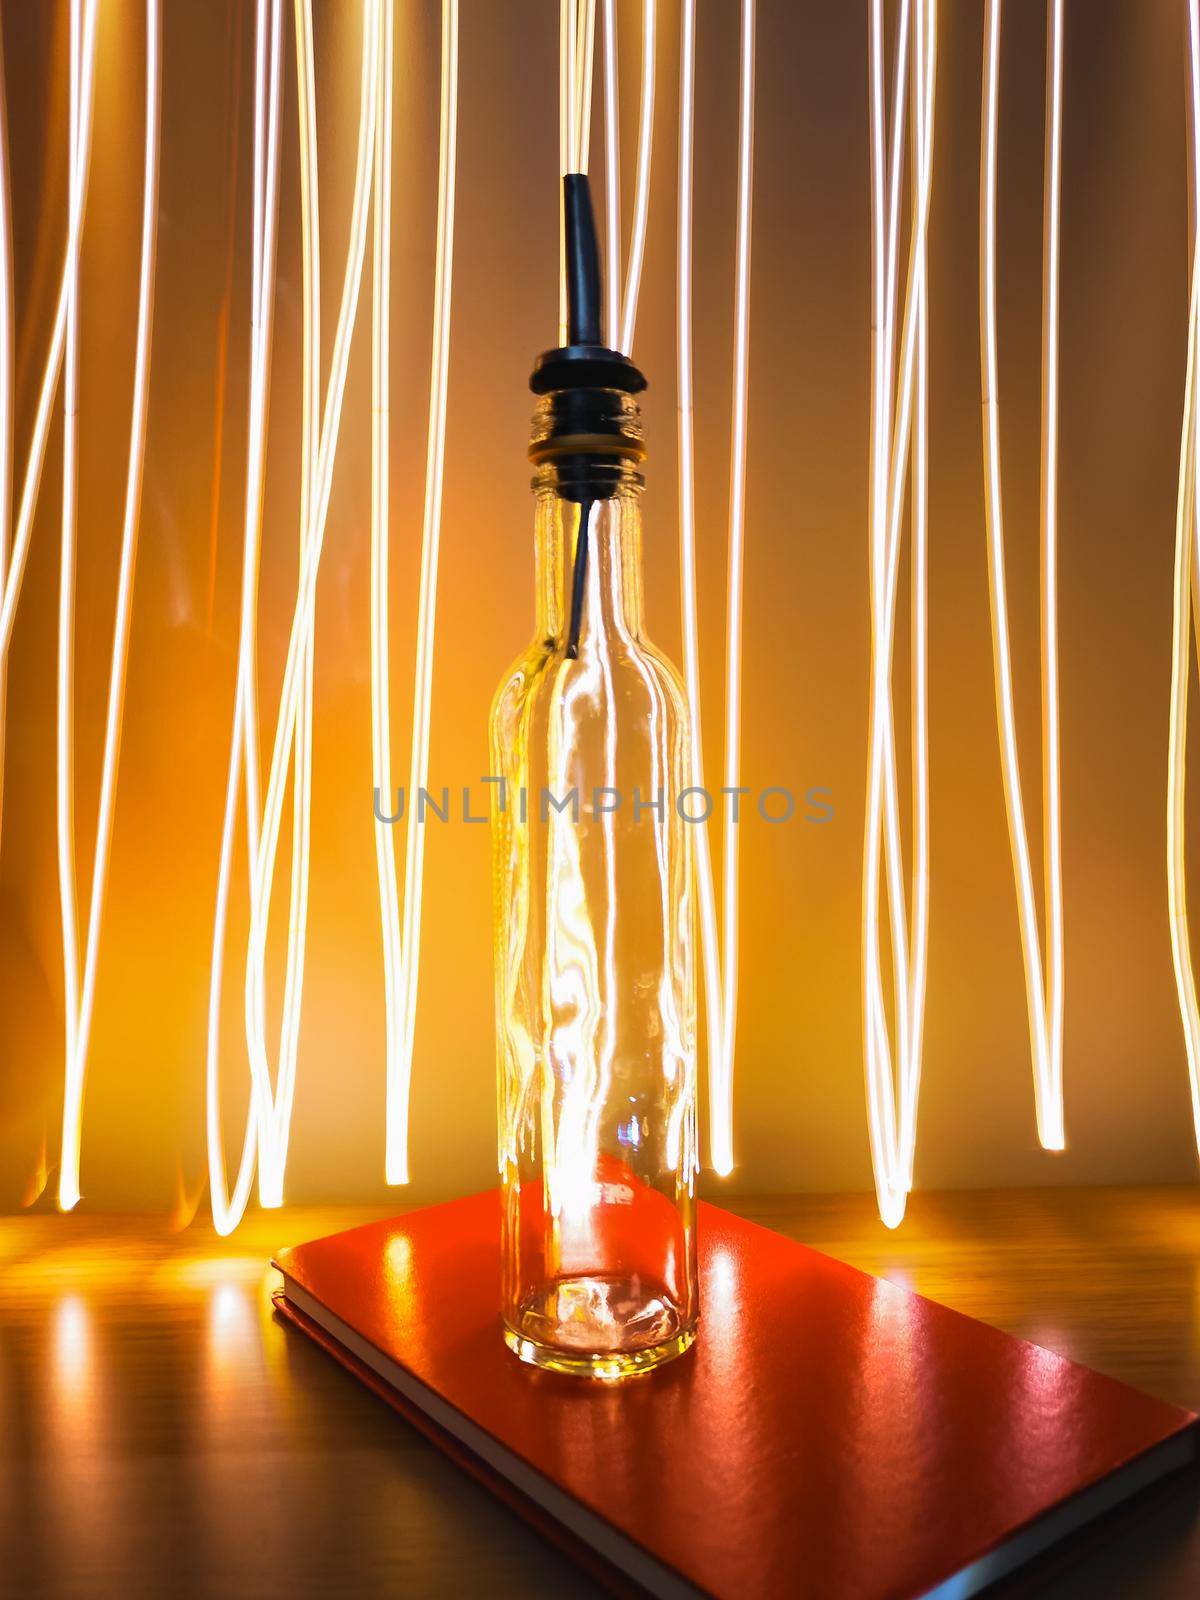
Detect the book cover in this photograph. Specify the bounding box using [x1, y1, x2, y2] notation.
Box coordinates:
[274, 1193, 1197, 1599]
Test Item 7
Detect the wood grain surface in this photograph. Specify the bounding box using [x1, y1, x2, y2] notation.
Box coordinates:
[2, 1187, 1199, 1597]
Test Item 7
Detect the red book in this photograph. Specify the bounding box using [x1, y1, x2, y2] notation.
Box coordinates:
[273, 1192, 1196, 1599]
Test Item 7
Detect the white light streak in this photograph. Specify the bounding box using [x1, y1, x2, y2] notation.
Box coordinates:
[2, 0, 104, 1195]
[979, 0, 1065, 1153]
[576, 0, 597, 175]
[0, 23, 11, 843]
[600, 0, 656, 359]
[57, 0, 88, 1211]
[264, 0, 320, 1208]
[675, 0, 756, 1176]
[1041, 0, 1066, 1150]
[602, 0, 620, 345]
[58, 0, 162, 1210]
[906, 0, 931, 1192]
[559, 0, 570, 341]
[371, 0, 400, 1185]
[207, 0, 284, 1236]
[617, 0, 655, 357]
[206, 0, 457, 1226]
[714, 0, 755, 1174]
[675, 0, 724, 1173]
[14, 0, 1081, 1228]
[560, 0, 599, 344]
[0, 6, 102, 663]
[242, 0, 381, 1211]
[1167, 0, 1200, 1154]
[862, 0, 936, 1228]
[376, 0, 459, 1186]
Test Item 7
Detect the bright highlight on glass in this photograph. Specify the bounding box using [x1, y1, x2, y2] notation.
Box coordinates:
[979, 0, 1066, 1155]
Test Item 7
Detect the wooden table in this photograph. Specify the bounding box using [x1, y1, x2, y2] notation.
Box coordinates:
[3, 1188, 1200, 1596]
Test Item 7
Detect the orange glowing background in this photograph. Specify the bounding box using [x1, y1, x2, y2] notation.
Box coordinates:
[0, 0, 1197, 1215]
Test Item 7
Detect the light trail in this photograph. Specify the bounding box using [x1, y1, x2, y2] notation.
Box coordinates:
[1040, 0, 1066, 1151]
[371, 0, 400, 1181]
[602, 0, 619, 344]
[0, 0, 100, 660]
[601, 0, 659, 356]
[209, 0, 455, 1223]
[57, 0, 162, 1210]
[863, 0, 911, 1212]
[576, 0, 597, 176]
[0, 21, 12, 842]
[617, 0, 655, 357]
[979, 0, 1065, 1153]
[204, 0, 247, 638]
[1166, 0, 1200, 1153]
[712, 0, 755, 1174]
[242, 0, 381, 1208]
[262, 0, 321, 1209]
[874, 0, 913, 1124]
[206, 0, 284, 1236]
[675, 0, 726, 1173]
[7, 0, 104, 1200]
[57, 0, 86, 1212]
[377, 0, 459, 1186]
[675, 0, 756, 1176]
[862, 0, 936, 1228]
[904, 0, 930, 1190]
[559, 2, 570, 341]
[560, 2, 598, 342]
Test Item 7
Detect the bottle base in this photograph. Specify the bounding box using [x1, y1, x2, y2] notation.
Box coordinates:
[503, 1272, 697, 1379]
[503, 1322, 696, 1380]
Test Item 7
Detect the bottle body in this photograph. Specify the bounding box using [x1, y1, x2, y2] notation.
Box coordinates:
[490, 461, 698, 1378]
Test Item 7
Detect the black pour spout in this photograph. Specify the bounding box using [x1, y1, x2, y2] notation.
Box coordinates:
[529, 174, 647, 660]
[530, 174, 646, 397]
[564, 172, 602, 344]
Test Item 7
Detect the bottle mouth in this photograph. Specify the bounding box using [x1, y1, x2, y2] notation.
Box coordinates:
[528, 388, 644, 499]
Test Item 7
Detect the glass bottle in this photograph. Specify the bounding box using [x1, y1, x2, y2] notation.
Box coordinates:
[489, 387, 699, 1379]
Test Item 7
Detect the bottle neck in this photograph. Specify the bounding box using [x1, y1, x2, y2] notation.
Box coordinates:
[534, 481, 646, 650]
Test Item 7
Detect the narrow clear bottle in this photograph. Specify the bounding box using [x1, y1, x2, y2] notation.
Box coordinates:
[489, 390, 699, 1379]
